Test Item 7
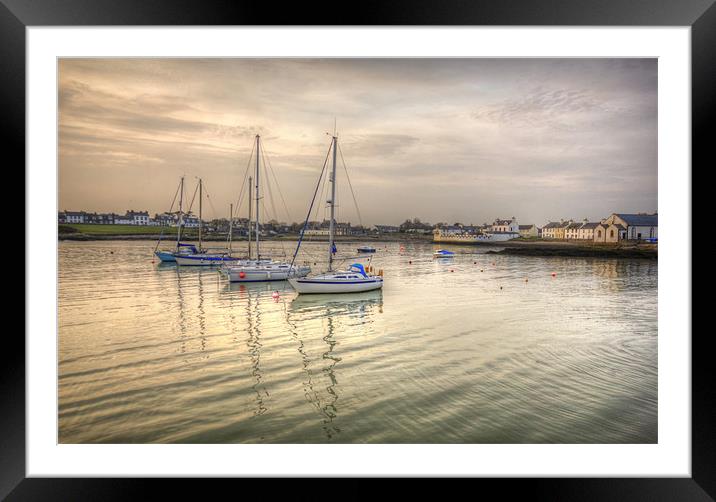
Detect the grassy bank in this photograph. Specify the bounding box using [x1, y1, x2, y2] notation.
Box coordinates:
[58, 224, 433, 242]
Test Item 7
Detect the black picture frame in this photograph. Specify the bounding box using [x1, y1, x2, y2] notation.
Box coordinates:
[7, 0, 710, 498]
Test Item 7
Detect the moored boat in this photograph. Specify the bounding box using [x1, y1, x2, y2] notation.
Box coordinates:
[433, 249, 455, 258]
[222, 261, 311, 282]
[357, 246, 376, 253]
[218, 134, 311, 282]
[289, 263, 382, 294]
[288, 133, 383, 295]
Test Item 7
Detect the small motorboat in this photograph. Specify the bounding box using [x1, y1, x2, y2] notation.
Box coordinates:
[433, 249, 455, 258]
[357, 246, 376, 253]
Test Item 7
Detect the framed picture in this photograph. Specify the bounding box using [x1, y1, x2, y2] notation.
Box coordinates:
[10, 0, 710, 498]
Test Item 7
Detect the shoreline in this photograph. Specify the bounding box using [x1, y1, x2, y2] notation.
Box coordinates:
[58, 232, 656, 259]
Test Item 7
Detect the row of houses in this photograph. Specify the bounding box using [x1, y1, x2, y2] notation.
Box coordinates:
[542, 213, 658, 242]
[58, 210, 204, 227]
[59, 210, 152, 225]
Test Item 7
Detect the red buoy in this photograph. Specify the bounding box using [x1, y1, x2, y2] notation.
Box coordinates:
[239, 271, 246, 278]
[551, 272, 557, 277]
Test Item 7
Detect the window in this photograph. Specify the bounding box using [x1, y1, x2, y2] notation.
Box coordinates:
[610, 230, 614, 238]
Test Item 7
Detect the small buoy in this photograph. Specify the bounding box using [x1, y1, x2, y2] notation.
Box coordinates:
[272, 291, 279, 299]
[500, 286, 503, 290]
[551, 272, 557, 277]
[239, 271, 246, 278]
[480, 269, 484, 272]
[525, 278, 529, 282]
[450, 269, 454, 272]
[409, 260, 412, 264]
[492, 262, 495, 266]
[473, 261, 477, 264]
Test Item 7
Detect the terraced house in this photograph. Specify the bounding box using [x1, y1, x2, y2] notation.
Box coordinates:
[594, 213, 658, 242]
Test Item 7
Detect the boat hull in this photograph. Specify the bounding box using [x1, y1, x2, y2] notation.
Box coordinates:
[288, 277, 383, 294]
[222, 265, 311, 282]
[154, 251, 176, 262]
[175, 255, 242, 266]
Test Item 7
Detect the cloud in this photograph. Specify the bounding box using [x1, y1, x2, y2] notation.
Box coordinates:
[58, 58, 657, 225]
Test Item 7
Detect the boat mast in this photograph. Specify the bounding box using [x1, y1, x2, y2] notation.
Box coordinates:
[248, 176, 252, 260]
[198, 178, 203, 251]
[255, 134, 260, 260]
[176, 176, 184, 249]
[228, 203, 233, 254]
[328, 135, 337, 271]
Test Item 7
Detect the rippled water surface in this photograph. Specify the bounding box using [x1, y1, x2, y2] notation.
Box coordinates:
[58, 240, 657, 443]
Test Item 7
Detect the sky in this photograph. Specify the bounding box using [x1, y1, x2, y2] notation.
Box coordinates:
[58, 58, 657, 226]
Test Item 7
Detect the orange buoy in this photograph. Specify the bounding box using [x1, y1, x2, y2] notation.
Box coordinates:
[239, 271, 246, 278]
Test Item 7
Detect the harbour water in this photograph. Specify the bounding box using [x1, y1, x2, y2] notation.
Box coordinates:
[58, 240, 657, 443]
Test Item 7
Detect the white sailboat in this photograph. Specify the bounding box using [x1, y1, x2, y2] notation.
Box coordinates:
[174, 178, 242, 266]
[289, 133, 383, 294]
[220, 135, 310, 282]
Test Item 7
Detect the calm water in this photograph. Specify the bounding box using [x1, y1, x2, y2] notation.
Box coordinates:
[58, 240, 657, 443]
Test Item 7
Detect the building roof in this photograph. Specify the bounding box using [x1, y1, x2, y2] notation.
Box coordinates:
[581, 222, 600, 229]
[518, 224, 535, 230]
[615, 213, 658, 226]
[566, 222, 582, 229]
[542, 222, 561, 229]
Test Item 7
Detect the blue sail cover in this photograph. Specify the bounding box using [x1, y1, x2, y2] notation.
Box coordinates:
[350, 263, 368, 277]
[331, 243, 337, 254]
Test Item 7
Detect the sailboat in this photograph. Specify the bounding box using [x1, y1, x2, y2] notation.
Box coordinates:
[174, 178, 242, 266]
[154, 176, 199, 262]
[288, 133, 383, 294]
[220, 135, 310, 282]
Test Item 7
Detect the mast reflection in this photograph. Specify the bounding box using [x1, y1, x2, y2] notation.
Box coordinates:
[286, 290, 383, 440]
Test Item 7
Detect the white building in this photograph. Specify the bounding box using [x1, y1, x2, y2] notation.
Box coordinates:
[126, 210, 150, 225]
[491, 217, 519, 233]
[64, 211, 86, 224]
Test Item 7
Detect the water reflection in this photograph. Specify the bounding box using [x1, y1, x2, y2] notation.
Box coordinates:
[245, 286, 268, 417]
[289, 290, 384, 316]
[60, 241, 657, 444]
[286, 291, 383, 440]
